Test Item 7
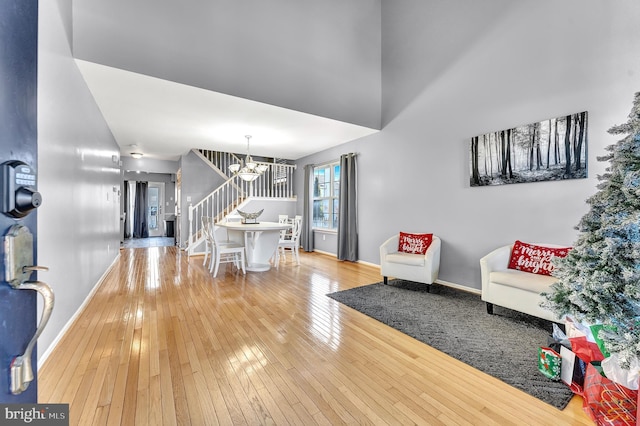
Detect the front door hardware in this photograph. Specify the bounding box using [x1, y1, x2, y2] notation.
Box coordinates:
[1, 160, 42, 218]
[3, 224, 54, 394]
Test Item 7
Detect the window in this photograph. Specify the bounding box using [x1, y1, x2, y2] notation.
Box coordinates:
[313, 162, 340, 230]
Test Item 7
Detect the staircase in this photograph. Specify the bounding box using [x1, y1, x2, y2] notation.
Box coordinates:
[186, 149, 296, 255]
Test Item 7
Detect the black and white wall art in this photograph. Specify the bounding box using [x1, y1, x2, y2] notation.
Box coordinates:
[469, 111, 588, 187]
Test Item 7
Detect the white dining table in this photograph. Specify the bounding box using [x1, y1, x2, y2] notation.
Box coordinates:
[217, 221, 291, 272]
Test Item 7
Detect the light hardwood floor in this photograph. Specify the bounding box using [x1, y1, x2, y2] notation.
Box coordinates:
[39, 246, 591, 425]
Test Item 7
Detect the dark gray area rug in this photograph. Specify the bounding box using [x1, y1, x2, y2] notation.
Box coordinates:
[327, 279, 573, 410]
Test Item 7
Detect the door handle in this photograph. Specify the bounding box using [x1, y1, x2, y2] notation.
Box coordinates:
[3, 224, 55, 394]
[10, 280, 54, 394]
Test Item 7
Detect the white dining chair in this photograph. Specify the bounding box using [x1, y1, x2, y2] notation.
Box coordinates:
[209, 222, 246, 278]
[278, 215, 290, 240]
[275, 216, 302, 267]
[201, 216, 214, 268]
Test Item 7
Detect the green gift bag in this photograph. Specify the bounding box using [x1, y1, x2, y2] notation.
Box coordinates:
[538, 347, 562, 380]
[589, 324, 612, 358]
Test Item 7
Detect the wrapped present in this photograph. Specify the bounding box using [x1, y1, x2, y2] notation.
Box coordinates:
[538, 347, 562, 381]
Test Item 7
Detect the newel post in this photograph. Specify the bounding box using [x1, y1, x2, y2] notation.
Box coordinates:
[188, 202, 193, 253]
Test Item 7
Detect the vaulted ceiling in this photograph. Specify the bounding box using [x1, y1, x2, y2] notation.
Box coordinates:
[73, 0, 382, 161]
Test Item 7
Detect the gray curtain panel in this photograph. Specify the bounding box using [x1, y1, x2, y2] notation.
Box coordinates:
[301, 164, 314, 252]
[133, 181, 149, 238]
[337, 153, 358, 261]
[123, 181, 130, 239]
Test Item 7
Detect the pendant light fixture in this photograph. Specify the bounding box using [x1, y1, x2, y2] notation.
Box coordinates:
[229, 135, 268, 182]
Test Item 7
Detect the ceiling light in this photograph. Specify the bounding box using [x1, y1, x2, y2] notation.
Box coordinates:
[131, 152, 143, 159]
[229, 136, 268, 182]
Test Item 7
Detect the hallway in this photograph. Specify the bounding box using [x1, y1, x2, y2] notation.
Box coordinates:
[121, 237, 176, 249]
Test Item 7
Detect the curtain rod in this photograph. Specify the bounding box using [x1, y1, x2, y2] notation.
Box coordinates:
[308, 152, 359, 169]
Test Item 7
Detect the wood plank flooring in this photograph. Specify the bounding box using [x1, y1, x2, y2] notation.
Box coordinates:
[39, 246, 592, 425]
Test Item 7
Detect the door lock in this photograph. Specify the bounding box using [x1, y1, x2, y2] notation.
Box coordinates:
[1, 160, 42, 218]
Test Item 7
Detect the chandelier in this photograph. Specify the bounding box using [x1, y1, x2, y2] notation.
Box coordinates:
[228, 135, 268, 182]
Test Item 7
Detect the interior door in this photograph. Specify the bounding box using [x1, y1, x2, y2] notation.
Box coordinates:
[147, 182, 165, 237]
[0, 0, 40, 403]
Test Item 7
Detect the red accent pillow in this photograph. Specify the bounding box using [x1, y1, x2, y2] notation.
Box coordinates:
[398, 232, 433, 255]
[507, 240, 571, 276]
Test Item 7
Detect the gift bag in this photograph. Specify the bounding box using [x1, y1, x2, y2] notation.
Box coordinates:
[570, 335, 606, 363]
[590, 324, 612, 359]
[538, 347, 562, 380]
[582, 363, 638, 425]
[602, 355, 640, 391]
[560, 346, 587, 395]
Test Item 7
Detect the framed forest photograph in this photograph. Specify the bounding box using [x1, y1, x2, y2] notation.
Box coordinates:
[469, 111, 588, 187]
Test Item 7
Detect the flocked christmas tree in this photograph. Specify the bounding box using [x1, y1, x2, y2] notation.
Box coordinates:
[543, 92, 640, 368]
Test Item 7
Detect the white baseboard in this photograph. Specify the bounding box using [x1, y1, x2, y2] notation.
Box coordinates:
[356, 259, 379, 268]
[38, 253, 121, 368]
[309, 248, 333, 257]
[434, 278, 481, 295]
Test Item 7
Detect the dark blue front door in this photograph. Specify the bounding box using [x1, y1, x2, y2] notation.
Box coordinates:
[0, 0, 39, 403]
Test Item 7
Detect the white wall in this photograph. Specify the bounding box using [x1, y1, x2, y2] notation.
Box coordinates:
[237, 199, 297, 223]
[37, 0, 122, 360]
[296, 0, 640, 289]
[121, 156, 178, 175]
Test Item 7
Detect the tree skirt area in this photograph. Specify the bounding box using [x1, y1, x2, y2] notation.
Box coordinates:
[327, 280, 573, 410]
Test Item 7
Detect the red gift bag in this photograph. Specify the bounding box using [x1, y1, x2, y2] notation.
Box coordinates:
[582, 363, 638, 425]
[570, 336, 606, 363]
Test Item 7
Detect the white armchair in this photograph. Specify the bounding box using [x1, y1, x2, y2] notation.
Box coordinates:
[480, 243, 564, 322]
[379, 234, 441, 291]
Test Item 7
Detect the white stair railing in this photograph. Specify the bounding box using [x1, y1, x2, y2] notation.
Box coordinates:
[187, 161, 296, 254]
[197, 149, 242, 177]
[198, 149, 296, 197]
[188, 177, 244, 254]
[248, 161, 297, 198]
